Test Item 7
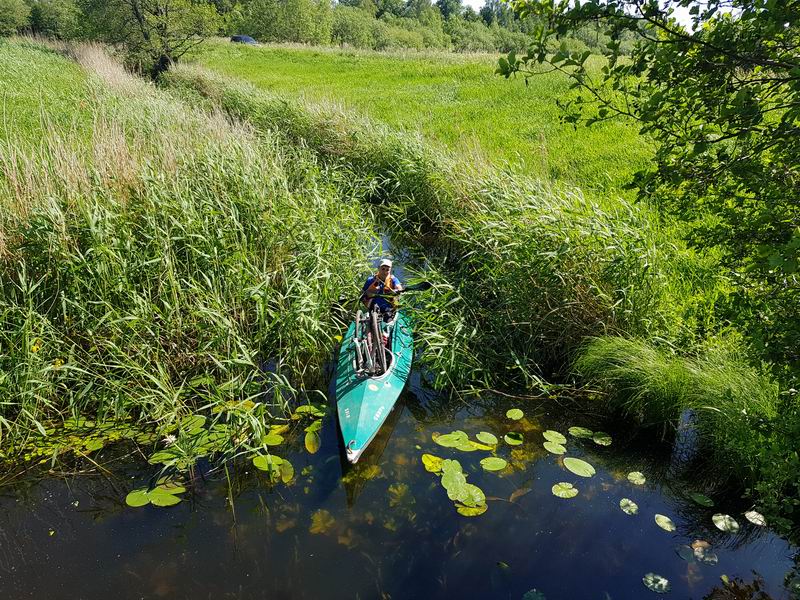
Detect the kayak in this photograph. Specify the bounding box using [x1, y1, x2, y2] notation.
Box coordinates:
[335, 310, 413, 463]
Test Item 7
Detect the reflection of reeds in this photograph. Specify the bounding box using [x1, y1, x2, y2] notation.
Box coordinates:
[0, 41, 376, 450]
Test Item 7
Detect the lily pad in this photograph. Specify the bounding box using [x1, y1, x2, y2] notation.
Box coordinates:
[627, 471, 646, 485]
[262, 432, 284, 446]
[441, 459, 468, 501]
[712, 513, 740, 533]
[295, 405, 324, 418]
[568, 426, 593, 439]
[642, 573, 671, 594]
[422, 453, 444, 473]
[675, 545, 695, 562]
[279, 460, 295, 483]
[543, 430, 567, 444]
[309, 509, 335, 534]
[552, 482, 578, 499]
[456, 439, 493, 452]
[125, 489, 150, 507]
[619, 498, 639, 515]
[688, 492, 714, 507]
[253, 454, 283, 473]
[543, 441, 566, 454]
[304, 420, 322, 433]
[504, 432, 523, 446]
[655, 514, 677, 532]
[476, 432, 498, 445]
[305, 431, 321, 454]
[563, 457, 596, 478]
[433, 430, 469, 448]
[480, 457, 508, 471]
[744, 510, 766, 526]
[456, 503, 488, 517]
[506, 408, 523, 420]
[148, 490, 182, 507]
[459, 483, 486, 507]
[592, 432, 612, 446]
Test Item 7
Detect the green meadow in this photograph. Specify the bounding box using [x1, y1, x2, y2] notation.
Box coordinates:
[192, 40, 653, 195]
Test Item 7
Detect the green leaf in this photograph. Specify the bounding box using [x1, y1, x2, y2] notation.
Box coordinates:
[180, 414, 206, 433]
[619, 498, 638, 515]
[305, 431, 321, 454]
[253, 454, 283, 472]
[476, 431, 498, 445]
[655, 514, 676, 532]
[543, 430, 566, 444]
[543, 441, 566, 455]
[262, 432, 284, 446]
[480, 457, 508, 471]
[147, 488, 182, 507]
[456, 503, 488, 517]
[627, 471, 646, 485]
[309, 509, 335, 534]
[688, 492, 714, 507]
[433, 430, 469, 448]
[563, 457, 595, 477]
[504, 432, 523, 446]
[712, 513, 740, 533]
[279, 460, 295, 483]
[592, 432, 612, 446]
[568, 426, 593, 438]
[125, 489, 150, 507]
[642, 573, 670, 593]
[422, 453, 444, 473]
[304, 419, 323, 433]
[552, 482, 578, 498]
[744, 510, 766, 526]
[506, 408, 523, 420]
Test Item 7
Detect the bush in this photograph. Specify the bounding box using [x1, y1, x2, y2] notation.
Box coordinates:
[0, 0, 30, 36]
[27, 0, 80, 39]
[332, 5, 374, 48]
[490, 24, 528, 53]
[445, 17, 497, 52]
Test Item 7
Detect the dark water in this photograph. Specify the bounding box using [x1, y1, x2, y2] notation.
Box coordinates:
[0, 378, 797, 600]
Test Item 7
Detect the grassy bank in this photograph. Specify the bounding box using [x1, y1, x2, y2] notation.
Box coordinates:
[0, 40, 376, 458]
[191, 40, 653, 196]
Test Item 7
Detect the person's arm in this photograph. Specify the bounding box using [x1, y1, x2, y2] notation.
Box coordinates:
[392, 275, 403, 293]
[363, 276, 379, 298]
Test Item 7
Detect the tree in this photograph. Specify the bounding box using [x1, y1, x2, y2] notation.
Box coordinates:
[27, 0, 80, 39]
[79, 0, 221, 77]
[435, 0, 461, 20]
[0, 0, 30, 36]
[498, 0, 800, 375]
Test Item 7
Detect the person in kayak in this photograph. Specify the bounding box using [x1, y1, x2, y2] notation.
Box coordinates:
[362, 258, 403, 318]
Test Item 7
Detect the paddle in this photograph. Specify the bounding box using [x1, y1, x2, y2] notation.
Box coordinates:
[374, 281, 432, 298]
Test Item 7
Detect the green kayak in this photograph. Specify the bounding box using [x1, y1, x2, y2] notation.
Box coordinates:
[336, 310, 413, 463]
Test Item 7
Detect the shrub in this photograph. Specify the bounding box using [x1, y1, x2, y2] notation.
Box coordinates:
[332, 5, 374, 48]
[0, 0, 30, 36]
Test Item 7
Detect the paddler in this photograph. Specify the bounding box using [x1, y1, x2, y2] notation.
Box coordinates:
[362, 259, 403, 319]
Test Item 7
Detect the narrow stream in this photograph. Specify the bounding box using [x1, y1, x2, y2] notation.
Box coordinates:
[0, 381, 796, 599]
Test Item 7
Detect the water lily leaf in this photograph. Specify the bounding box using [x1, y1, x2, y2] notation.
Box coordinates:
[476, 432, 498, 445]
[675, 545, 695, 562]
[304, 420, 322, 433]
[642, 573, 671, 593]
[309, 509, 335, 534]
[181, 414, 206, 433]
[689, 492, 714, 507]
[543, 441, 566, 455]
[295, 405, 324, 418]
[744, 510, 766, 526]
[253, 454, 283, 472]
[619, 498, 638, 515]
[568, 426, 593, 439]
[563, 457, 595, 477]
[504, 432, 523, 446]
[305, 431, 321, 454]
[455, 439, 493, 452]
[262, 432, 284, 446]
[655, 514, 676, 532]
[522, 590, 546, 600]
[279, 460, 295, 483]
[627, 471, 646, 485]
[712, 513, 740, 533]
[543, 430, 566, 444]
[147, 488, 182, 507]
[441, 459, 468, 500]
[506, 408, 523, 420]
[592, 432, 612, 446]
[433, 430, 469, 448]
[460, 483, 486, 507]
[84, 438, 104, 452]
[422, 453, 444, 473]
[125, 489, 150, 507]
[148, 449, 179, 466]
[155, 479, 186, 495]
[456, 504, 488, 517]
[552, 482, 578, 499]
[480, 457, 508, 471]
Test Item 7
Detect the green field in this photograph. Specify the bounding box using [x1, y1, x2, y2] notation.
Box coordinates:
[192, 41, 652, 195]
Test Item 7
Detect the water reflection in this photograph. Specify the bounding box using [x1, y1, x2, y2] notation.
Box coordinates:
[0, 386, 797, 600]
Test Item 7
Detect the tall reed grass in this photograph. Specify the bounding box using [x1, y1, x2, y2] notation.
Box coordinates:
[0, 41, 376, 447]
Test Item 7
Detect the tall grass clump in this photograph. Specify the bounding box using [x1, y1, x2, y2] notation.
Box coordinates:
[162, 64, 725, 388]
[0, 41, 376, 449]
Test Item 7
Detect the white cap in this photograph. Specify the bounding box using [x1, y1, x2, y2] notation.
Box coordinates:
[379, 258, 393, 268]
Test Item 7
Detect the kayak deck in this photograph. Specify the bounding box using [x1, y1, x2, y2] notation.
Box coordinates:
[335, 310, 413, 463]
